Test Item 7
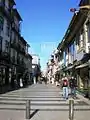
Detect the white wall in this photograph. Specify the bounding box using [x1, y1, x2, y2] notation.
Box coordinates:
[32, 55, 40, 65]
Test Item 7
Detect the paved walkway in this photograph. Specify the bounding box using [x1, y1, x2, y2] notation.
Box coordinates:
[0, 83, 90, 120]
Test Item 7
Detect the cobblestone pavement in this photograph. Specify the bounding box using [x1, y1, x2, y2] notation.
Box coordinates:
[0, 83, 90, 120]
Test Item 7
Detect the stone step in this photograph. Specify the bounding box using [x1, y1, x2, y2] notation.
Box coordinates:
[0, 93, 63, 98]
[0, 97, 65, 102]
[0, 102, 88, 106]
[0, 99, 86, 105]
[0, 101, 78, 105]
[0, 98, 80, 103]
[5, 91, 62, 93]
[0, 96, 65, 101]
[0, 104, 89, 111]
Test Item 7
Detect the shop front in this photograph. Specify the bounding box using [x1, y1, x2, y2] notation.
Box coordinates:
[75, 62, 89, 96]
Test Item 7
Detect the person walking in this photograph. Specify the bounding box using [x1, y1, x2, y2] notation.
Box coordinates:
[20, 78, 23, 88]
[62, 77, 68, 100]
[52, 77, 54, 84]
[69, 76, 77, 98]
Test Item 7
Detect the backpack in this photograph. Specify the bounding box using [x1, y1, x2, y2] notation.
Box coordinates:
[63, 80, 68, 86]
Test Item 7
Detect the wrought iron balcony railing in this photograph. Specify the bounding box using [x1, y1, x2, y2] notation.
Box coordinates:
[10, 41, 26, 55]
[0, 51, 10, 61]
[0, 2, 12, 20]
[10, 41, 18, 49]
[11, 56, 16, 64]
[12, 22, 21, 33]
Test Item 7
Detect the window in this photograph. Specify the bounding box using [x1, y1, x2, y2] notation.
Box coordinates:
[87, 21, 90, 42]
[68, 43, 74, 64]
[0, 36, 2, 52]
[8, 0, 13, 9]
[80, 28, 84, 48]
[88, 46, 90, 53]
[5, 40, 9, 52]
[13, 32, 16, 43]
[1, 0, 5, 5]
[76, 34, 80, 51]
[6, 21, 10, 37]
[76, 28, 84, 51]
[0, 16, 4, 32]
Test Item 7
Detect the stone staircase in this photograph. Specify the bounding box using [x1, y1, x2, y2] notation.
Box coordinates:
[0, 84, 89, 120]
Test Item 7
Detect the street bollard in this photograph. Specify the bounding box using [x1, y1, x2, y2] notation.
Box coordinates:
[26, 100, 30, 119]
[69, 99, 74, 120]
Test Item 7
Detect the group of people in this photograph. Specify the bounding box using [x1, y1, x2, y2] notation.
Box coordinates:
[61, 76, 77, 100]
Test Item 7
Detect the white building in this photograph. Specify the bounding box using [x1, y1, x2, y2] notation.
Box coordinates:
[32, 54, 41, 83]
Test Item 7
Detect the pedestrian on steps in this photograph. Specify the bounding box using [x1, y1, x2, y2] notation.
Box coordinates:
[69, 76, 77, 98]
[62, 77, 68, 100]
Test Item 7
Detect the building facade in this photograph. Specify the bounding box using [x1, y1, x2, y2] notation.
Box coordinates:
[56, 0, 90, 94]
[46, 0, 90, 95]
[32, 54, 41, 84]
[46, 50, 60, 84]
[0, 0, 32, 92]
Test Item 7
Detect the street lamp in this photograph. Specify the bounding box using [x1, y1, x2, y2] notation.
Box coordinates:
[70, 5, 90, 14]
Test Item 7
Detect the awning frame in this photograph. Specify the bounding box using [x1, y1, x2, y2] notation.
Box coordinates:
[75, 62, 88, 69]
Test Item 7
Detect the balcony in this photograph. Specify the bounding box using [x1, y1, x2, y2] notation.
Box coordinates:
[11, 41, 26, 55]
[12, 22, 21, 34]
[10, 41, 18, 49]
[11, 56, 16, 64]
[0, 2, 5, 10]
[17, 45, 26, 55]
[20, 47, 26, 55]
[0, 2, 12, 20]
[17, 58, 26, 68]
[16, 44, 26, 55]
[0, 52, 10, 62]
[17, 56, 20, 64]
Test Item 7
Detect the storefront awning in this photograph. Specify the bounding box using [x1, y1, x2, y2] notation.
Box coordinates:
[65, 65, 74, 71]
[75, 62, 88, 69]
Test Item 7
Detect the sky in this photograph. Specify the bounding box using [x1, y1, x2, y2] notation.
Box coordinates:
[15, 0, 80, 71]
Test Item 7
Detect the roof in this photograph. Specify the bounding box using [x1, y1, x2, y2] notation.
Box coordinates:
[13, 9, 22, 21]
[32, 54, 39, 57]
[27, 43, 30, 47]
[79, 0, 89, 6]
[26, 53, 32, 59]
[57, 13, 78, 51]
[10, 0, 16, 5]
[57, 40, 63, 50]
[20, 36, 27, 45]
[57, 10, 88, 51]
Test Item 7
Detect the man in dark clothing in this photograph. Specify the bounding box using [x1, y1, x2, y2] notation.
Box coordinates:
[62, 77, 68, 100]
[69, 77, 77, 98]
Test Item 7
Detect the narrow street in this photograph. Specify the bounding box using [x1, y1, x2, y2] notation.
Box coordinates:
[0, 83, 90, 120]
[1, 0, 90, 119]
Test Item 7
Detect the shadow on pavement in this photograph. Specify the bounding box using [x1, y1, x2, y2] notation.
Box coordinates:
[30, 109, 39, 119]
[0, 83, 34, 95]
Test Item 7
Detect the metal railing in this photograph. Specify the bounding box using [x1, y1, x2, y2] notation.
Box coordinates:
[25, 99, 74, 120]
[26, 100, 30, 119]
[69, 99, 74, 120]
